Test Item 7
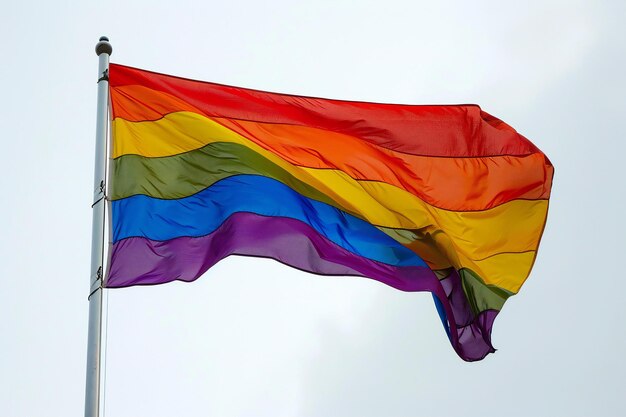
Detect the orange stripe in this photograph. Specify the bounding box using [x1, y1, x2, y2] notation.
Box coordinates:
[111, 84, 203, 121]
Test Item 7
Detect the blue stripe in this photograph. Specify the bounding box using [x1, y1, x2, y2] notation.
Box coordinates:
[112, 175, 427, 268]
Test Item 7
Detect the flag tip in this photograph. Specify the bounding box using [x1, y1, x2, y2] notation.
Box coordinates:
[95, 36, 112, 56]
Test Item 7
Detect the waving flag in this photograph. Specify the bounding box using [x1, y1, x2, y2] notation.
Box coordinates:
[106, 63, 553, 361]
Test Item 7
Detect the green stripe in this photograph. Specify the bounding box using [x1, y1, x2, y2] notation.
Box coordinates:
[460, 268, 514, 314]
[376, 226, 419, 244]
[111, 141, 338, 203]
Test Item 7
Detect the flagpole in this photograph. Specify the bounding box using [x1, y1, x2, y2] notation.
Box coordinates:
[85, 36, 112, 417]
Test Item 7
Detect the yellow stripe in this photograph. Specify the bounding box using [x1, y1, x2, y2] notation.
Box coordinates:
[113, 112, 212, 158]
[112, 112, 548, 292]
[472, 251, 537, 293]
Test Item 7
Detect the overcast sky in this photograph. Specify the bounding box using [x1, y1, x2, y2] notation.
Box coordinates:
[2, 1, 625, 416]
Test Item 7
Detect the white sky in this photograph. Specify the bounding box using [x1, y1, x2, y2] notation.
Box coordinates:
[2, 1, 625, 416]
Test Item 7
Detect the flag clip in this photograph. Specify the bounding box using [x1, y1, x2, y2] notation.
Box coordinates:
[97, 69, 109, 83]
[88, 266, 103, 299]
[92, 181, 106, 207]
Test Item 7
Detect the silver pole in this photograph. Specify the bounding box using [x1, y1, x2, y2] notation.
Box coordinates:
[85, 36, 112, 417]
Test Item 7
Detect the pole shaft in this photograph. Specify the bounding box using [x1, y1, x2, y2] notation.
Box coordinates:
[85, 38, 111, 417]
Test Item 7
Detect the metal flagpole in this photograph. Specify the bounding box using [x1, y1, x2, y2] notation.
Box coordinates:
[85, 36, 112, 417]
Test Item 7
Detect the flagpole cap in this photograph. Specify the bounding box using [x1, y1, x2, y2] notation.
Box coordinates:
[95, 36, 112, 56]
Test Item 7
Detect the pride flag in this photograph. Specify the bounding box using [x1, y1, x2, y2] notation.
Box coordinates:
[106, 63, 553, 361]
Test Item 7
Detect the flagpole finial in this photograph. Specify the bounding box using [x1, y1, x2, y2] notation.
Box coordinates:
[95, 36, 112, 56]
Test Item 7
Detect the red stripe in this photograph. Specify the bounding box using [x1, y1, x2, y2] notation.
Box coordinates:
[109, 63, 540, 158]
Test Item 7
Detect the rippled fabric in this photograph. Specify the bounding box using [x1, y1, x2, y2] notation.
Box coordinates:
[107, 63, 553, 361]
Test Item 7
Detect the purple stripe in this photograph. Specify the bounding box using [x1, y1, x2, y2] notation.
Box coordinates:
[439, 269, 498, 360]
[107, 212, 497, 361]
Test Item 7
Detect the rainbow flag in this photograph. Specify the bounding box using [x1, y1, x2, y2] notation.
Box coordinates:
[106, 63, 553, 361]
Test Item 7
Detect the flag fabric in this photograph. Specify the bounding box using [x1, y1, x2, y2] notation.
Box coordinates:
[106, 63, 553, 361]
